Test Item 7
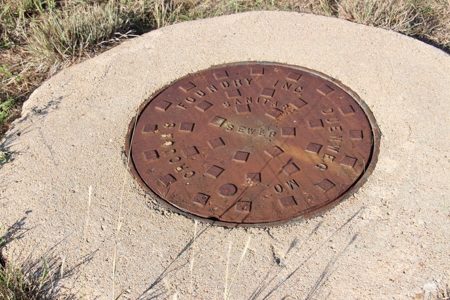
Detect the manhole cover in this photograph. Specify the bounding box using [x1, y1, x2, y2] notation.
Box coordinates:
[126, 62, 380, 226]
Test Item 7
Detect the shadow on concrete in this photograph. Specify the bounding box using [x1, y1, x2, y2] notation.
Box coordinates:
[0, 215, 97, 299]
[249, 207, 364, 300]
[304, 233, 358, 299]
[134, 207, 364, 299]
[388, 32, 449, 56]
[0, 95, 64, 171]
[0, 216, 33, 251]
[136, 221, 236, 299]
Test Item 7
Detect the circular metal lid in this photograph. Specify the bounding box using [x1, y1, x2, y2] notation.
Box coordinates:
[126, 62, 380, 226]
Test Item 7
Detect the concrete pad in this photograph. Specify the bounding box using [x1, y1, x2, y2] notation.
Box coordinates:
[1, 11, 450, 299]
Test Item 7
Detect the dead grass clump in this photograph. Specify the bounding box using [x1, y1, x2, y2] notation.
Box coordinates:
[0, 0, 57, 49]
[0, 257, 50, 299]
[182, 0, 318, 20]
[28, 2, 122, 65]
[0, 48, 44, 134]
[335, 0, 450, 47]
[0, 223, 76, 299]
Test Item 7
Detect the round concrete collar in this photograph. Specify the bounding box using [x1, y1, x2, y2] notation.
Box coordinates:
[2, 11, 450, 299]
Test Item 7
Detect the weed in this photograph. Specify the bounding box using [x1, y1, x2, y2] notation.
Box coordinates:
[0, 151, 11, 164]
[0, 223, 53, 299]
[0, 97, 16, 125]
[0, 222, 80, 299]
[0, 255, 52, 299]
[0, 226, 4, 246]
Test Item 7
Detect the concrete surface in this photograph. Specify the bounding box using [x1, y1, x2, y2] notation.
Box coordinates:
[1, 11, 450, 299]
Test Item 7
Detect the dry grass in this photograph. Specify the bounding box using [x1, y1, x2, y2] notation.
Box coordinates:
[27, 2, 123, 64]
[224, 236, 251, 300]
[336, 0, 450, 44]
[0, 223, 76, 299]
[0, 256, 50, 299]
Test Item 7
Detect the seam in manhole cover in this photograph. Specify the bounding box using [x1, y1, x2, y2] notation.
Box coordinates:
[125, 62, 380, 227]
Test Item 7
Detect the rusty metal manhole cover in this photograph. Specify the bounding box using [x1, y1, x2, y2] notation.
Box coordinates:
[126, 62, 380, 226]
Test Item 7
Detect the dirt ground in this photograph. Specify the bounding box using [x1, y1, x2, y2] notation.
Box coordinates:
[1, 11, 449, 299]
